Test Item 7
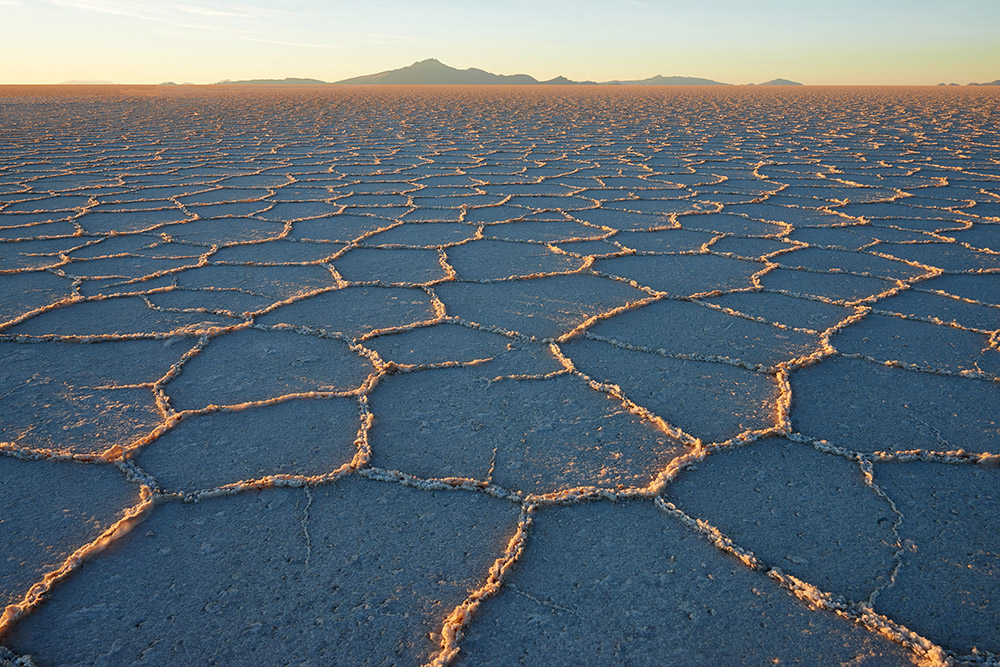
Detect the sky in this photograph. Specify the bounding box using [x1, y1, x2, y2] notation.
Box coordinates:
[0, 0, 998, 85]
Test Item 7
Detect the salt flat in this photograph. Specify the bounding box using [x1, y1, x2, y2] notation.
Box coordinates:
[0, 85, 998, 666]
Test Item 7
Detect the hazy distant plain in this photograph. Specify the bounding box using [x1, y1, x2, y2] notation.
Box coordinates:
[0, 86, 998, 666]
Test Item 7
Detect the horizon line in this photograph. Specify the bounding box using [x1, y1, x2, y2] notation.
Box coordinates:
[3, 82, 998, 87]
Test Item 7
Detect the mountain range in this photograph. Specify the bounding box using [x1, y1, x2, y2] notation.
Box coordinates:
[212, 58, 794, 86]
[203, 61, 1000, 87]
[334, 59, 576, 85]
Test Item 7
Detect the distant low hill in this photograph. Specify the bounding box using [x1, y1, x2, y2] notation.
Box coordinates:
[216, 77, 329, 85]
[968, 79, 1000, 86]
[756, 78, 803, 86]
[603, 75, 729, 86]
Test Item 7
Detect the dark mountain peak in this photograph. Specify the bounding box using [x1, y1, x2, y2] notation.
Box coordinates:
[541, 75, 595, 85]
[334, 58, 541, 85]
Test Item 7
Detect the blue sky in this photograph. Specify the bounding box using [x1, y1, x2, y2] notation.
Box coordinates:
[1, 0, 997, 84]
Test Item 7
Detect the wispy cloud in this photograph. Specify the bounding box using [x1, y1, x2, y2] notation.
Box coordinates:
[47, 0, 258, 32]
[50, 0, 145, 18]
[242, 36, 345, 49]
[175, 3, 253, 18]
[49, 0, 251, 24]
[45, 0, 414, 50]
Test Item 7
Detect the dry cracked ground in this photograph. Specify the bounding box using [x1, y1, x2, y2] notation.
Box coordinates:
[0, 85, 998, 666]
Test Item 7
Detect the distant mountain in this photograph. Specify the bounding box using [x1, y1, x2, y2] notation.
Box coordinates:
[757, 78, 803, 86]
[969, 79, 1000, 86]
[332, 59, 719, 86]
[602, 75, 729, 86]
[202, 60, 812, 87]
[334, 59, 542, 85]
[216, 77, 329, 85]
[541, 75, 596, 85]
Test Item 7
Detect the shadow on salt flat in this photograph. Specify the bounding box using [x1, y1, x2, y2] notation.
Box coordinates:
[459, 500, 915, 666]
[874, 288, 1000, 331]
[668, 438, 896, 601]
[4, 479, 518, 665]
[610, 228, 715, 253]
[207, 240, 342, 264]
[0, 238, 83, 271]
[707, 236, 795, 260]
[147, 288, 275, 316]
[831, 313, 1000, 378]
[77, 209, 190, 235]
[253, 201, 338, 222]
[562, 337, 777, 443]
[0, 219, 77, 240]
[370, 371, 683, 493]
[333, 247, 446, 284]
[447, 239, 583, 281]
[362, 222, 477, 247]
[136, 397, 360, 492]
[0, 339, 185, 455]
[773, 247, 931, 282]
[872, 462, 1000, 656]
[0, 272, 72, 325]
[175, 264, 336, 301]
[916, 273, 1000, 306]
[0, 457, 138, 609]
[288, 214, 395, 244]
[791, 357, 1000, 455]
[162, 218, 286, 246]
[701, 291, 854, 332]
[592, 254, 763, 297]
[879, 241, 1000, 272]
[435, 274, 648, 339]
[678, 212, 787, 236]
[256, 285, 435, 338]
[60, 255, 197, 281]
[67, 236, 200, 260]
[586, 298, 820, 368]
[164, 328, 373, 410]
[759, 268, 897, 303]
[6, 297, 234, 337]
[483, 219, 609, 243]
[366, 322, 520, 366]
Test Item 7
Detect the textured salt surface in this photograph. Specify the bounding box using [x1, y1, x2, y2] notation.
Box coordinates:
[1, 85, 998, 666]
